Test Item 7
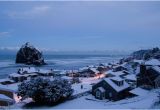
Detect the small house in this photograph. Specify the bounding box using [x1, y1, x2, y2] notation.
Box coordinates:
[0, 87, 15, 106]
[0, 78, 15, 85]
[78, 67, 100, 77]
[92, 77, 130, 101]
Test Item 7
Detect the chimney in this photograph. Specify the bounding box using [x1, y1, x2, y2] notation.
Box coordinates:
[140, 64, 146, 74]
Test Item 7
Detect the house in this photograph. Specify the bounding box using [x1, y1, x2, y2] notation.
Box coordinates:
[92, 77, 130, 101]
[0, 78, 15, 85]
[8, 73, 28, 82]
[0, 87, 15, 106]
[137, 59, 160, 88]
[37, 69, 54, 76]
[0, 94, 15, 106]
[78, 67, 100, 77]
[18, 67, 37, 74]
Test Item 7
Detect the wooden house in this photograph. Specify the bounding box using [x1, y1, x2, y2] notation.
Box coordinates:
[137, 65, 160, 88]
[0, 88, 15, 106]
[137, 59, 160, 88]
[92, 77, 130, 101]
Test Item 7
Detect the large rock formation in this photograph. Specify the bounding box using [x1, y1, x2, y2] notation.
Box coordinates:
[16, 42, 46, 66]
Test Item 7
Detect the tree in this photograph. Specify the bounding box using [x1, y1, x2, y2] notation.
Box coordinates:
[17, 77, 73, 105]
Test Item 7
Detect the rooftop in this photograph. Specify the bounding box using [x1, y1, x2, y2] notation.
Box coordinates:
[145, 59, 160, 66]
[104, 77, 129, 92]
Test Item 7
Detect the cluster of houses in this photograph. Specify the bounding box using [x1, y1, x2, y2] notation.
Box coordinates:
[0, 67, 57, 107]
[91, 58, 160, 101]
[0, 58, 160, 107]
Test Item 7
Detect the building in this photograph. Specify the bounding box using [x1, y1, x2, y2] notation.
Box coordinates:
[137, 59, 160, 88]
[78, 67, 100, 77]
[0, 87, 15, 106]
[92, 77, 130, 101]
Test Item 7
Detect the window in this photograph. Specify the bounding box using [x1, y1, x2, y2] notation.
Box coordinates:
[96, 91, 101, 98]
[109, 92, 112, 97]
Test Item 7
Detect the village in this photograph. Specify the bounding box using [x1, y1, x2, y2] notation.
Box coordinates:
[0, 56, 160, 109]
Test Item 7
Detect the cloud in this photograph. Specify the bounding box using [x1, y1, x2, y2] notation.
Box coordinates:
[0, 32, 10, 38]
[7, 5, 51, 19]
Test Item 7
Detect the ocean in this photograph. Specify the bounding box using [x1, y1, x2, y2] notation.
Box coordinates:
[0, 54, 125, 79]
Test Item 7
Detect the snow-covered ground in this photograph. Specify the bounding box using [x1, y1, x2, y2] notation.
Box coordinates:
[11, 89, 160, 109]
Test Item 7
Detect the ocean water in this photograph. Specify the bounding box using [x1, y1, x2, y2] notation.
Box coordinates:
[0, 54, 124, 79]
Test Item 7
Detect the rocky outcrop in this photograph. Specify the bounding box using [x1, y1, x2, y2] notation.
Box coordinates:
[131, 47, 160, 60]
[119, 47, 160, 63]
[16, 42, 46, 66]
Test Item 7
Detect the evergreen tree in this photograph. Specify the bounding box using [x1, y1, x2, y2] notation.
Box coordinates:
[17, 77, 73, 104]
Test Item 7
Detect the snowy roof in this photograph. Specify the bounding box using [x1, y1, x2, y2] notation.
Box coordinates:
[0, 78, 14, 83]
[104, 78, 129, 92]
[62, 76, 72, 80]
[97, 87, 105, 92]
[111, 76, 124, 81]
[89, 68, 99, 74]
[104, 70, 112, 75]
[9, 73, 26, 77]
[129, 87, 149, 96]
[20, 67, 37, 73]
[109, 71, 126, 76]
[79, 66, 89, 71]
[133, 60, 144, 64]
[124, 74, 137, 81]
[38, 69, 53, 74]
[0, 94, 13, 101]
[59, 70, 67, 75]
[145, 59, 160, 66]
[151, 66, 160, 74]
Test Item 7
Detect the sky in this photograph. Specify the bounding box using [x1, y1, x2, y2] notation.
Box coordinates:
[0, 1, 160, 52]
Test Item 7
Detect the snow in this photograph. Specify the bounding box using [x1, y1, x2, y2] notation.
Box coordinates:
[31, 89, 158, 109]
[124, 74, 136, 81]
[59, 70, 67, 75]
[109, 71, 126, 76]
[72, 83, 92, 95]
[133, 60, 144, 64]
[0, 83, 20, 92]
[152, 66, 160, 74]
[0, 78, 14, 83]
[145, 59, 160, 66]
[104, 78, 130, 92]
[38, 69, 52, 74]
[97, 87, 105, 92]
[61, 76, 72, 80]
[89, 67, 99, 74]
[129, 87, 149, 96]
[19, 67, 37, 74]
[9, 73, 26, 77]
[79, 66, 89, 71]
[110, 76, 124, 81]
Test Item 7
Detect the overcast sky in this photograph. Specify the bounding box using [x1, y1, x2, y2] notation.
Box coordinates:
[0, 1, 160, 52]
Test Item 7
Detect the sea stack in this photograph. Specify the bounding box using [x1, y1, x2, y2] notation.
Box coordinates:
[16, 42, 46, 66]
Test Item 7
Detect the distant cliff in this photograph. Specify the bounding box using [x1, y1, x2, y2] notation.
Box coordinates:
[16, 42, 46, 66]
[120, 47, 160, 63]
